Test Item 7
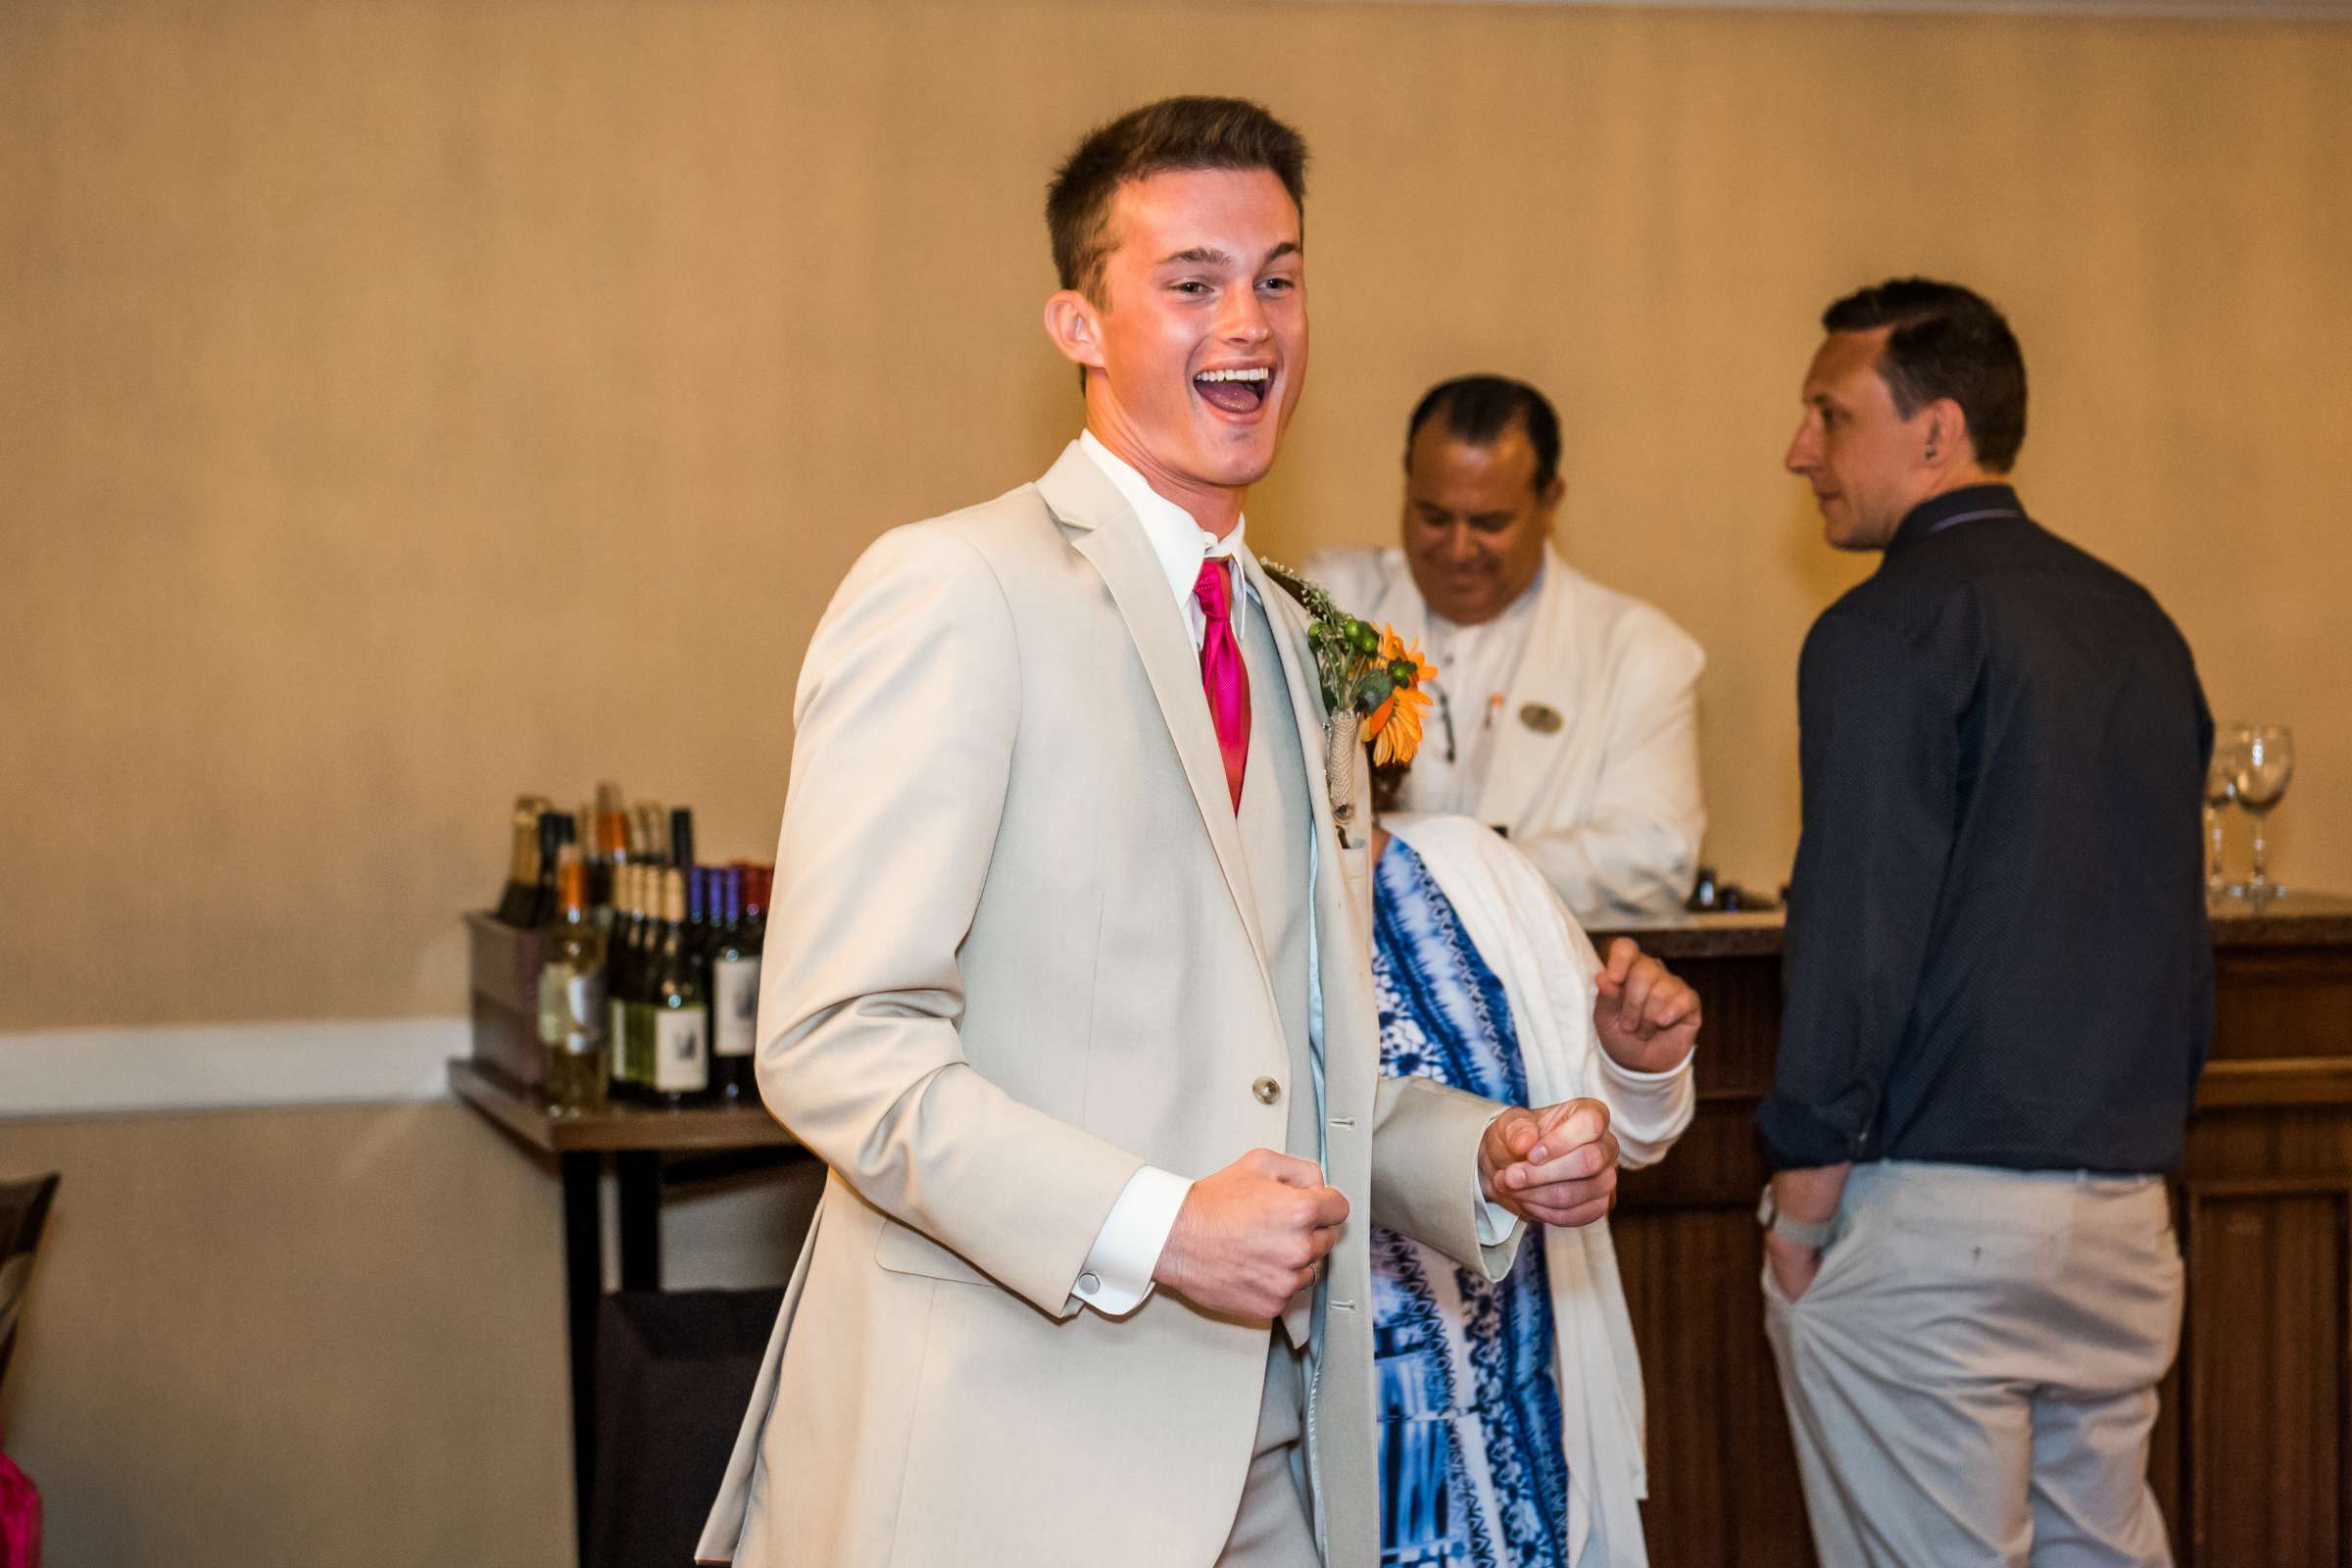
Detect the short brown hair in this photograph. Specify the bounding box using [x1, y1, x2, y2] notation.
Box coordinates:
[1047, 96, 1309, 305]
[1822, 278, 2029, 472]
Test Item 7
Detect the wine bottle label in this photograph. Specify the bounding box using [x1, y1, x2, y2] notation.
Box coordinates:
[712, 956, 760, 1058]
[609, 997, 631, 1080]
[654, 1007, 709, 1093]
[540, 965, 607, 1056]
[538, 966, 565, 1047]
[626, 1002, 655, 1084]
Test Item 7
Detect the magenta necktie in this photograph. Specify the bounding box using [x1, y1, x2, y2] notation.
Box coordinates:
[1194, 560, 1250, 811]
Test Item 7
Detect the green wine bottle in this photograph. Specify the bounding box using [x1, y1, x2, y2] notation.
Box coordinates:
[648, 866, 710, 1105]
[709, 867, 760, 1103]
[537, 851, 608, 1112]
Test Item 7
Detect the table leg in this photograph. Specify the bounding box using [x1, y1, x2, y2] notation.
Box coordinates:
[615, 1150, 662, 1291]
[559, 1151, 602, 1567]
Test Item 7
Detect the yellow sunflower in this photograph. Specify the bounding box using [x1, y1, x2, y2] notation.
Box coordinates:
[1365, 627, 1438, 767]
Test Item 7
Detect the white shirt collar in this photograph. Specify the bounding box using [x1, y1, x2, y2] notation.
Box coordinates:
[1079, 430, 1255, 640]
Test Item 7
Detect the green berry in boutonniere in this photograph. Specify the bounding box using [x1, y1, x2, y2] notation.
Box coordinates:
[1259, 560, 1439, 768]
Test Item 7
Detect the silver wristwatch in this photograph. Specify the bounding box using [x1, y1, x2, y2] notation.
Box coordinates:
[1757, 1184, 1837, 1250]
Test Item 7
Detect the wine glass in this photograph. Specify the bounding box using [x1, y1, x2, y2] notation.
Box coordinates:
[2205, 724, 2249, 900]
[2232, 724, 2295, 904]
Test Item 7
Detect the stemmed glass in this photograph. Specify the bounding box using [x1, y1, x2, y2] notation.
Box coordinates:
[2232, 724, 2296, 904]
[2205, 725, 2249, 900]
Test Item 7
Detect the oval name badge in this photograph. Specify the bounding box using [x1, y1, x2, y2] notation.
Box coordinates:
[1519, 702, 1564, 734]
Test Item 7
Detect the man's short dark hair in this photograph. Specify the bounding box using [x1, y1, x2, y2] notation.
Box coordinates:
[1046, 97, 1308, 305]
[1403, 375, 1562, 496]
[1822, 278, 2028, 472]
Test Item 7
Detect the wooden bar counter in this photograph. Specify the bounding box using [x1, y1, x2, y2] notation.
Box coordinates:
[1596, 892, 2352, 1567]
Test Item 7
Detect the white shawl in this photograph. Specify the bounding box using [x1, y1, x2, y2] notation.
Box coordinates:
[1386, 812, 1696, 1568]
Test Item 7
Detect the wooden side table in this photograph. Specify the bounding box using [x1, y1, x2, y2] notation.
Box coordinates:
[449, 1060, 802, 1565]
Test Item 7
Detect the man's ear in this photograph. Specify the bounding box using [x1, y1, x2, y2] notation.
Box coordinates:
[1922, 398, 1971, 469]
[1043, 289, 1106, 372]
[1536, 474, 1567, 530]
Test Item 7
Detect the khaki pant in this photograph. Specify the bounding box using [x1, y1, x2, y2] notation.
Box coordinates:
[1217, 1333, 1319, 1567]
[1765, 1160, 2184, 1568]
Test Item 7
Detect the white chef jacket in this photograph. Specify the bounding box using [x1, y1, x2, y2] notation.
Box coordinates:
[1304, 543, 1706, 924]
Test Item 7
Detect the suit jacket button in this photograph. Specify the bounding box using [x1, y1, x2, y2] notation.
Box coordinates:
[1253, 1076, 1282, 1105]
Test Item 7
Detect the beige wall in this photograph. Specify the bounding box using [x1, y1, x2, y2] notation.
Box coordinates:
[0, 1087, 817, 1567]
[5, 0, 2347, 1031]
[0, 1102, 575, 1565]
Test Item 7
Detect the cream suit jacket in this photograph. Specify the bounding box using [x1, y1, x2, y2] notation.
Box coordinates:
[698, 441, 1517, 1568]
[1305, 545, 1706, 924]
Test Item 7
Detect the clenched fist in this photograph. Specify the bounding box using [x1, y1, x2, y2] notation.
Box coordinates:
[1152, 1149, 1348, 1321]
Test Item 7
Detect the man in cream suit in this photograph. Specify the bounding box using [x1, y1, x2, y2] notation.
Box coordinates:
[697, 100, 1630, 1567]
[1308, 377, 1706, 924]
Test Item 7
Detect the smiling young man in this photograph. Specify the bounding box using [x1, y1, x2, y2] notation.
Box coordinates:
[697, 98, 1645, 1568]
[1308, 375, 1707, 924]
[1760, 279, 2213, 1567]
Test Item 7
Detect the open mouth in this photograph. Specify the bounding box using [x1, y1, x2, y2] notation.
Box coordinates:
[1194, 367, 1271, 416]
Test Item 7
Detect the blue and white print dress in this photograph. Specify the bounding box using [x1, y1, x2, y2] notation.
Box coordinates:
[1370, 836, 1571, 1568]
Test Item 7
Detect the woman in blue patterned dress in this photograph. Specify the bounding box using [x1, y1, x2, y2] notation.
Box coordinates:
[1366, 811, 1700, 1568]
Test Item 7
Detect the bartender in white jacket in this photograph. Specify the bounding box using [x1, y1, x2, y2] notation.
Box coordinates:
[1308, 375, 1707, 924]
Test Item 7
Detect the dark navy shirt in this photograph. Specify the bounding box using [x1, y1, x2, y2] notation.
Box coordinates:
[1758, 485, 2215, 1175]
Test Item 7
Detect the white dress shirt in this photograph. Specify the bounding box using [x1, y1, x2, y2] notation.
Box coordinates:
[1069, 431, 1243, 1316]
[1406, 569, 1544, 814]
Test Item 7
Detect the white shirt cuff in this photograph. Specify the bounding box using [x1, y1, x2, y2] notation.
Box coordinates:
[1473, 1112, 1520, 1246]
[1475, 1178, 1519, 1247]
[1073, 1165, 1193, 1316]
[1594, 1047, 1696, 1087]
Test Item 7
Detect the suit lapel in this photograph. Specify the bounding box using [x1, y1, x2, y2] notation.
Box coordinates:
[1248, 554, 1373, 975]
[1037, 443, 1270, 970]
[1246, 554, 1340, 844]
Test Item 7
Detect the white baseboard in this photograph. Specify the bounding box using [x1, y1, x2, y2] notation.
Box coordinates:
[0, 1016, 466, 1118]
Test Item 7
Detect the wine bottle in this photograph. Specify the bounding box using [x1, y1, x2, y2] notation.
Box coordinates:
[591, 808, 628, 913]
[526, 810, 566, 927]
[709, 866, 760, 1102]
[537, 851, 609, 1112]
[622, 863, 659, 1102]
[495, 796, 551, 924]
[685, 865, 713, 991]
[669, 808, 697, 879]
[631, 802, 667, 867]
[648, 866, 710, 1104]
[741, 863, 770, 954]
[587, 781, 624, 907]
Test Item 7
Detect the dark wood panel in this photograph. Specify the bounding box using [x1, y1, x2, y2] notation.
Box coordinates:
[2213, 949, 2352, 1063]
[2152, 1354, 2184, 1542]
[2200, 1059, 2352, 1108]
[2184, 1194, 2345, 1568]
[1596, 904, 2352, 1566]
[1619, 1109, 1768, 1209]
[2185, 1105, 2352, 1188]
[1677, 954, 1783, 1097]
[1616, 1205, 1815, 1568]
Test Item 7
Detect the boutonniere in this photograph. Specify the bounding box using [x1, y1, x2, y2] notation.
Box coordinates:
[1260, 560, 1439, 845]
